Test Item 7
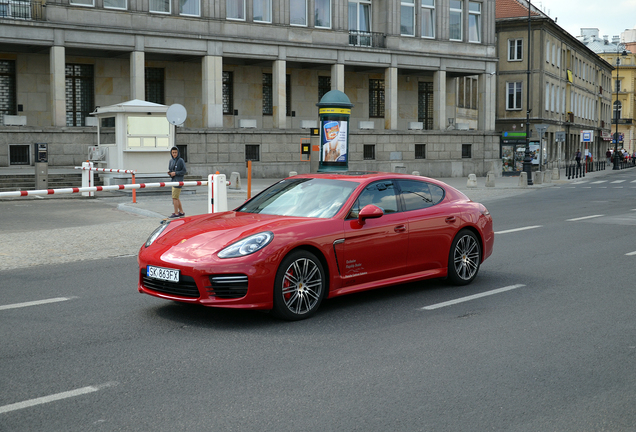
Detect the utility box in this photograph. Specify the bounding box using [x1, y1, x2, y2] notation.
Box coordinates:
[35, 162, 48, 189]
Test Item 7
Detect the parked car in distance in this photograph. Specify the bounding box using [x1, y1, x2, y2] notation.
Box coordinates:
[138, 172, 494, 320]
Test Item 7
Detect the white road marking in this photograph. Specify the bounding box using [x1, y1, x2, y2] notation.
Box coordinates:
[421, 284, 526, 310]
[566, 215, 604, 222]
[0, 297, 76, 311]
[611, 180, 626, 184]
[0, 382, 117, 414]
[495, 226, 542, 235]
[626, 251, 636, 256]
[590, 180, 607, 184]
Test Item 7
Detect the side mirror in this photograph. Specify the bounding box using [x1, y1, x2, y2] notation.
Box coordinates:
[358, 204, 384, 225]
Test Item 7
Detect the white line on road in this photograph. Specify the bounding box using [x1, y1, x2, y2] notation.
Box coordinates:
[611, 180, 626, 184]
[626, 251, 636, 256]
[495, 226, 542, 235]
[0, 297, 77, 311]
[0, 382, 117, 414]
[566, 215, 604, 222]
[421, 285, 526, 310]
[590, 181, 607, 184]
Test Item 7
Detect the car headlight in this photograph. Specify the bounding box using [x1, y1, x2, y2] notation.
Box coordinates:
[145, 222, 169, 248]
[218, 231, 274, 258]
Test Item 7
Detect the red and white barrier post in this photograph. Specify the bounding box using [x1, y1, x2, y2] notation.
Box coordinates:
[81, 161, 95, 197]
[208, 173, 228, 213]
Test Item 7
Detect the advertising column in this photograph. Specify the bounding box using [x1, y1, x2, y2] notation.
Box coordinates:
[316, 90, 353, 172]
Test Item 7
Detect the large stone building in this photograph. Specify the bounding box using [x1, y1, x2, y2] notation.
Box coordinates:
[0, 0, 499, 178]
[579, 29, 635, 154]
[495, 0, 613, 174]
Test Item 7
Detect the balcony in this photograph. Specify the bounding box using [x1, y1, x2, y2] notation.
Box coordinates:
[348, 31, 386, 49]
[0, 0, 44, 20]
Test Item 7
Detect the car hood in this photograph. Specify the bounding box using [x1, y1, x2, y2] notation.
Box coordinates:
[154, 211, 315, 264]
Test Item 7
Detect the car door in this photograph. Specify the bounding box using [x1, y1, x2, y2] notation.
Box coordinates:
[341, 180, 408, 287]
[396, 179, 460, 273]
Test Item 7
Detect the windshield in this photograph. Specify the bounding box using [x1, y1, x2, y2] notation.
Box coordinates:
[237, 178, 358, 218]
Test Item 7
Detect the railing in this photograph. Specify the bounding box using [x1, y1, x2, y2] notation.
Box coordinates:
[0, 0, 44, 20]
[348, 31, 386, 48]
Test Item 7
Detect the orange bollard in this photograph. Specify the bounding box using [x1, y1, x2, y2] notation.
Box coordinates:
[132, 174, 136, 204]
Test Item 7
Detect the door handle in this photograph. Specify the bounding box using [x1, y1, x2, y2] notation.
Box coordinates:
[394, 224, 407, 233]
[445, 216, 456, 224]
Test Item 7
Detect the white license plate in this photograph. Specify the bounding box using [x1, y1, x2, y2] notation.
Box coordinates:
[147, 265, 180, 283]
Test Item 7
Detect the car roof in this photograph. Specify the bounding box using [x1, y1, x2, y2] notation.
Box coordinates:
[290, 171, 437, 183]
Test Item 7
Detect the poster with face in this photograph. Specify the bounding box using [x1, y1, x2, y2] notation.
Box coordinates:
[322, 120, 348, 163]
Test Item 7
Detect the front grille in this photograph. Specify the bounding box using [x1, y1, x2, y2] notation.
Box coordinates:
[141, 269, 200, 298]
[206, 275, 248, 299]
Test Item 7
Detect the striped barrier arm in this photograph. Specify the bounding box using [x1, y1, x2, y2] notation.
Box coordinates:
[0, 181, 208, 198]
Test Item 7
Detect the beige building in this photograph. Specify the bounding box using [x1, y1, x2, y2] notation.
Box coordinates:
[495, 0, 613, 174]
[0, 0, 501, 178]
[579, 29, 636, 153]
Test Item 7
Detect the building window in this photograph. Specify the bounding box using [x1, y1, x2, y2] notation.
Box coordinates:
[254, 0, 271, 22]
[176, 145, 188, 163]
[149, 0, 170, 13]
[263, 73, 273, 115]
[349, 0, 372, 39]
[70, 0, 94, 6]
[363, 144, 375, 160]
[245, 144, 260, 161]
[614, 100, 622, 121]
[418, 82, 433, 130]
[262, 73, 291, 116]
[180, 0, 199, 15]
[290, 0, 307, 25]
[508, 39, 522, 61]
[545, 83, 550, 112]
[145, 68, 164, 105]
[468, 2, 481, 42]
[318, 76, 331, 102]
[65, 64, 94, 127]
[223, 71, 233, 115]
[457, 76, 477, 109]
[449, 0, 462, 41]
[462, 144, 472, 158]
[104, 0, 126, 9]
[226, 0, 245, 19]
[546, 41, 550, 63]
[315, 0, 331, 28]
[0, 60, 16, 127]
[369, 79, 385, 118]
[507, 82, 522, 110]
[401, 0, 415, 36]
[415, 144, 426, 159]
[421, 0, 435, 38]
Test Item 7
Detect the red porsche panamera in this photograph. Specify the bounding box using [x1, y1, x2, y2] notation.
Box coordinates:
[138, 172, 494, 320]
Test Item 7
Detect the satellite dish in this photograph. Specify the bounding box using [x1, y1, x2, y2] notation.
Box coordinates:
[166, 104, 187, 126]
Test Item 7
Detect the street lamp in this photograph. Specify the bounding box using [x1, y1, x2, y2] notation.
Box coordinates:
[523, 0, 533, 185]
[613, 43, 627, 170]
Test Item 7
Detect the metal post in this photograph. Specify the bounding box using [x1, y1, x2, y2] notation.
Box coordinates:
[614, 44, 626, 170]
[524, 0, 534, 185]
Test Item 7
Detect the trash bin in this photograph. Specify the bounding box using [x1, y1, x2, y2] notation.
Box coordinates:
[316, 90, 353, 172]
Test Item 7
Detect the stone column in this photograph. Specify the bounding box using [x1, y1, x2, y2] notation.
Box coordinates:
[478, 71, 496, 131]
[433, 68, 447, 130]
[384, 66, 398, 130]
[130, 51, 145, 101]
[331, 63, 345, 92]
[272, 59, 286, 129]
[202, 55, 224, 128]
[50, 42, 66, 127]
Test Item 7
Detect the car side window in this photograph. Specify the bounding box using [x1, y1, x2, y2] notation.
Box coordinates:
[348, 181, 399, 219]
[398, 180, 445, 211]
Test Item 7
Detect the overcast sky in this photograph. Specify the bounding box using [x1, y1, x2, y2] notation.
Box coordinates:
[535, 0, 636, 39]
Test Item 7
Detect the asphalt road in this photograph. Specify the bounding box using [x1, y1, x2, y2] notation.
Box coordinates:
[1, 170, 636, 431]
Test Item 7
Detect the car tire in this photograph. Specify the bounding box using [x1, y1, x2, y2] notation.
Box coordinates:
[272, 250, 326, 321]
[448, 229, 481, 286]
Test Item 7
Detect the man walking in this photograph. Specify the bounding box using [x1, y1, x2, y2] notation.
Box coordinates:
[168, 146, 186, 218]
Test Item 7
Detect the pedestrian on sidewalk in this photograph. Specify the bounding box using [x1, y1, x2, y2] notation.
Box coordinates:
[606, 148, 612, 166]
[168, 146, 186, 218]
[575, 149, 581, 169]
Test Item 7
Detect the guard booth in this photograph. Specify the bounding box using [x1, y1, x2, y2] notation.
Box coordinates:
[316, 90, 353, 172]
[91, 100, 175, 184]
